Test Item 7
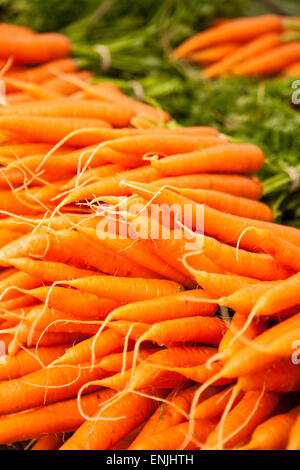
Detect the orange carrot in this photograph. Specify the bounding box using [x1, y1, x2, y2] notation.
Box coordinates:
[204, 390, 281, 449]
[238, 359, 300, 392]
[0, 361, 108, 414]
[234, 41, 300, 75]
[60, 391, 158, 450]
[188, 43, 240, 65]
[53, 329, 124, 365]
[127, 182, 300, 249]
[130, 419, 217, 450]
[0, 116, 112, 145]
[0, 100, 134, 127]
[31, 434, 64, 450]
[151, 143, 264, 175]
[0, 345, 67, 380]
[0, 33, 71, 64]
[241, 404, 300, 450]
[154, 174, 263, 199]
[221, 313, 300, 378]
[99, 289, 217, 324]
[26, 286, 122, 319]
[67, 275, 182, 302]
[10, 58, 77, 83]
[173, 15, 282, 58]
[203, 32, 282, 78]
[167, 187, 273, 221]
[193, 387, 243, 420]
[0, 389, 115, 444]
[9, 258, 95, 283]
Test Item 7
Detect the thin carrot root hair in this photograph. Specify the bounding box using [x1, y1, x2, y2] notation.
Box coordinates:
[216, 384, 240, 450]
[235, 226, 258, 261]
[0, 56, 14, 77]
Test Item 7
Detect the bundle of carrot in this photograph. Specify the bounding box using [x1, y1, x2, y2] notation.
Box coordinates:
[0, 22, 300, 452]
[173, 14, 300, 79]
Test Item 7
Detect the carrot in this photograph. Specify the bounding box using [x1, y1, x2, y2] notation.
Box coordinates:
[250, 227, 300, 272]
[0, 33, 71, 64]
[63, 164, 124, 189]
[0, 116, 112, 145]
[9, 258, 95, 283]
[104, 134, 227, 157]
[283, 60, 300, 76]
[204, 390, 281, 449]
[56, 166, 161, 208]
[129, 347, 222, 392]
[151, 143, 264, 175]
[203, 32, 282, 78]
[157, 241, 225, 279]
[31, 434, 64, 450]
[136, 316, 227, 346]
[221, 313, 300, 378]
[234, 41, 300, 75]
[188, 43, 240, 65]
[0, 270, 42, 300]
[0, 23, 35, 36]
[0, 360, 108, 415]
[0, 293, 38, 311]
[173, 15, 282, 58]
[0, 345, 67, 381]
[77, 227, 193, 287]
[60, 391, 158, 450]
[154, 174, 263, 199]
[26, 286, 122, 319]
[0, 389, 115, 444]
[98, 290, 217, 324]
[127, 182, 300, 249]
[0, 229, 157, 278]
[218, 313, 268, 361]
[250, 272, 300, 318]
[3, 77, 62, 100]
[99, 347, 158, 372]
[193, 387, 243, 420]
[0, 229, 24, 248]
[240, 404, 300, 450]
[107, 319, 151, 340]
[0, 100, 135, 127]
[130, 419, 217, 450]
[238, 359, 300, 393]
[6, 58, 77, 88]
[167, 187, 273, 221]
[195, 235, 290, 281]
[53, 329, 124, 365]
[0, 183, 63, 217]
[59, 78, 170, 122]
[43, 71, 92, 95]
[130, 384, 218, 449]
[191, 271, 257, 297]
[0, 143, 54, 158]
[67, 275, 182, 302]
[6, 145, 131, 177]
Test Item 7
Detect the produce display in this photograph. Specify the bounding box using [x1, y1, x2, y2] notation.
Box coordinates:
[0, 1, 299, 453]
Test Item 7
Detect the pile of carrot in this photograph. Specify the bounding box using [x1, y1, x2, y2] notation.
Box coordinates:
[0, 22, 299, 451]
[173, 14, 300, 79]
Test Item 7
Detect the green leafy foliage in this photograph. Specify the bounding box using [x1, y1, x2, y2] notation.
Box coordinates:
[0, 0, 99, 32]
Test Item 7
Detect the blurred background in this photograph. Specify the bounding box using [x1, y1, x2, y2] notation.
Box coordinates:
[1, 0, 300, 226]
